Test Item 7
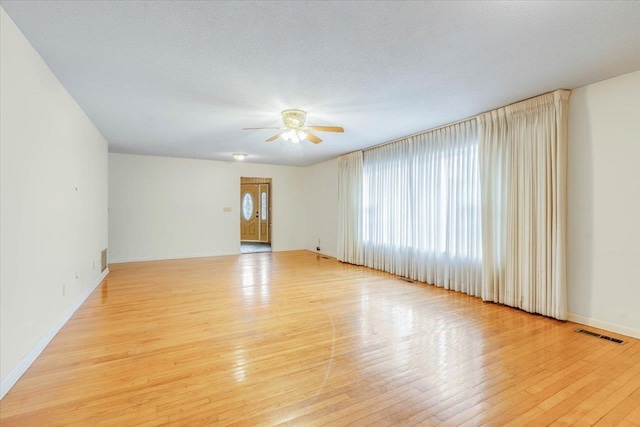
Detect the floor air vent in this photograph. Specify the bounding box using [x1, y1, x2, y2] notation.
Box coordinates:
[321, 256, 330, 259]
[575, 328, 625, 344]
[400, 278, 414, 283]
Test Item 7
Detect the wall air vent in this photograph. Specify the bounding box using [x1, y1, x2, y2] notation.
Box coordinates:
[575, 328, 625, 344]
[101, 249, 108, 272]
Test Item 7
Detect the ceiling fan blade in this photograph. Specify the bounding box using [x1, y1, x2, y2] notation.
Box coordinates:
[265, 132, 283, 142]
[306, 132, 323, 144]
[243, 127, 283, 130]
[305, 126, 344, 133]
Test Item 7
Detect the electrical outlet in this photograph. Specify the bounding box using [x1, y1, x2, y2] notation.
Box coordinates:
[92, 261, 95, 270]
[62, 285, 66, 296]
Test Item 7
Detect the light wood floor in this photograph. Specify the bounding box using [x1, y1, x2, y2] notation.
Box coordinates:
[1, 251, 639, 426]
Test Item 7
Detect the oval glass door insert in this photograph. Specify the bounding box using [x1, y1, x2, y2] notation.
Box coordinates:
[242, 192, 253, 221]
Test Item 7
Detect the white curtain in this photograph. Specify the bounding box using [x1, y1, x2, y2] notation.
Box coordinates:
[478, 90, 570, 320]
[337, 151, 364, 264]
[362, 120, 482, 295]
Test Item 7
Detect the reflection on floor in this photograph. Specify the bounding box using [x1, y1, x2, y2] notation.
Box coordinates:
[241, 242, 272, 254]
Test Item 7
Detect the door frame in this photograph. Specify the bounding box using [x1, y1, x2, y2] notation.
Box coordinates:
[240, 177, 272, 244]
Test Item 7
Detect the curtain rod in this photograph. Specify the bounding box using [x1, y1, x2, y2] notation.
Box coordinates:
[342, 89, 569, 156]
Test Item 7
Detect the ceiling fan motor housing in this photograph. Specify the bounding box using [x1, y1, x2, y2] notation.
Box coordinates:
[282, 109, 306, 129]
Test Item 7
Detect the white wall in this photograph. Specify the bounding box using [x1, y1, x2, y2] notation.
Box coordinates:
[567, 70, 640, 338]
[0, 7, 108, 388]
[304, 158, 339, 257]
[108, 153, 308, 262]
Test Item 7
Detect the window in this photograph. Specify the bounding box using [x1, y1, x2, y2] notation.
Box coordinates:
[362, 122, 481, 265]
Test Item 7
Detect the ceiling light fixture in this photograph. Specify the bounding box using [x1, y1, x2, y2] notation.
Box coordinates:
[242, 109, 344, 145]
[233, 153, 247, 161]
[282, 129, 307, 143]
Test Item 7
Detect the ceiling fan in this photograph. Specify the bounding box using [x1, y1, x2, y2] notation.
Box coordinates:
[243, 109, 344, 144]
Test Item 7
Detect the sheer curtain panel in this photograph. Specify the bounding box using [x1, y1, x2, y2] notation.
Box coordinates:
[362, 120, 482, 295]
[478, 90, 570, 320]
[337, 151, 364, 264]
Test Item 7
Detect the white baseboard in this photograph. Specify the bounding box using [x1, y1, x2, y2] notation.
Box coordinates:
[108, 252, 238, 264]
[568, 312, 640, 340]
[0, 268, 110, 400]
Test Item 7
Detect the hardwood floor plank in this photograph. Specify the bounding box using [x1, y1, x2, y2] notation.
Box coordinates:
[593, 385, 640, 426]
[624, 403, 640, 425]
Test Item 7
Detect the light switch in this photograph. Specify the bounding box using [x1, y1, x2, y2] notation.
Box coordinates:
[223, 207, 232, 213]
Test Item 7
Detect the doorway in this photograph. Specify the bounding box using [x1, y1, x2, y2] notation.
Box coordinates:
[240, 177, 272, 254]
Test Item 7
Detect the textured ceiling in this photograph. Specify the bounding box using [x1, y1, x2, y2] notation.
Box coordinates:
[2, 1, 640, 166]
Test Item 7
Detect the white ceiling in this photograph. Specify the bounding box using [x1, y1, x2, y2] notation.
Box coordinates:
[2, 1, 640, 166]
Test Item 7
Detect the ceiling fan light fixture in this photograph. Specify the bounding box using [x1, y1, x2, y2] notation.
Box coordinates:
[233, 153, 247, 161]
[243, 110, 343, 145]
[281, 109, 306, 129]
[289, 130, 300, 143]
[282, 129, 305, 143]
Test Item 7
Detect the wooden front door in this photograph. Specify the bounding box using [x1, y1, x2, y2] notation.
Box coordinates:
[240, 184, 259, 241]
